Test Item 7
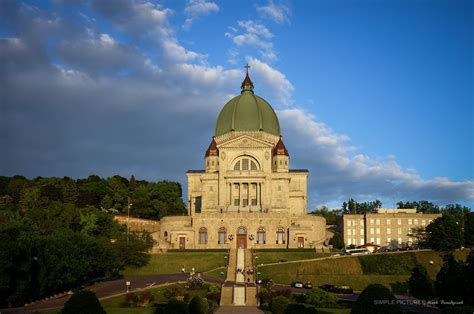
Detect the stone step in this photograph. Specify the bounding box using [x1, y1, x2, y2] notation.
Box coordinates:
[233, 285, 246, 306]
[220, 284, 234, 306]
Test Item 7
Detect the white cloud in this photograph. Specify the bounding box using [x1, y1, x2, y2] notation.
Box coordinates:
[257, 0, 290, 24]
[183, 0, 219, 29]
[278, 108, 474, 207]
[225, 20, 276, 62]
[247, 57, 294, 105]
[161, 39, 205, 62]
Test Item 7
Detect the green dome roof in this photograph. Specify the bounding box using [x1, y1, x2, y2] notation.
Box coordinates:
[214, 73, 280, 137]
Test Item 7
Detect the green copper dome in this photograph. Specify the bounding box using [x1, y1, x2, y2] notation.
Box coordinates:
[214, 71, 281, 137]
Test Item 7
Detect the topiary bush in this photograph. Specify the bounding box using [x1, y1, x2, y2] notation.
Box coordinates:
[189, 296, 209, 314]
[351, 284, 402, 314]
[62, 290, 106, 314]
[271, 295, 289, 314]
[185, 275, 204, 289]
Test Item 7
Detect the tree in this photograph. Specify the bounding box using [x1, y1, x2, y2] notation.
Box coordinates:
[465, 212, 474, 248]
[351, 284, 402, 314]
[464, 251, 474, 305]
[62, 177, 79, 204]
[62, 290, 105, 314]
[189, 296, 209, 314]
[129, 175, 137, 191]
[100, 194, 113, 210]
[397, 200, 440, 214]
[18, 187, 41, 212]
[408, 264, 434, 300]
[426, 214, 462, 251]
[435, 253, 465, 303]
[407, 227, 429, 247]
[329, 232, 344, 249]
[311, 206, 341, 225]
[271, 295, 289, 314]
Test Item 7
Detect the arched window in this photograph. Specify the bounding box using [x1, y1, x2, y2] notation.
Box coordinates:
[218, 227, 227, 244]
[257, 227, 266, 244]
[199, 227, 207, 244]
[233, 156, 259, 171]
[276, 227, 285, 244]
[237, 226, 246, 235]
[164, 231, 168, 238]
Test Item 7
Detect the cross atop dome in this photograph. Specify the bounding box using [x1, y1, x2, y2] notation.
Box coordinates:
[241, 63, 254, 93]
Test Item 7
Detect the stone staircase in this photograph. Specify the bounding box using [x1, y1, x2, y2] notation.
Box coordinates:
[219, 248, 259, 307]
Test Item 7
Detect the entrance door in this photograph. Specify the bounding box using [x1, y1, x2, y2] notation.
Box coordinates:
[179, 237, 186, 249]
[298, 236, 304, 248]
[237, 235, 247, 249]
[236, 226, 247, 249]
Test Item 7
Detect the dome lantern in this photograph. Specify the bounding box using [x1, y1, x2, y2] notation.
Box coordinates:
[214, 64, 280, 137]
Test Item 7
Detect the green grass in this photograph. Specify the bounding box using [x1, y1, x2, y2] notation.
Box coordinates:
[122, 253, 228, 276]
[254, 252, 331, 265]
[204, 266, 227, 280]
[257, 250, 471, 293]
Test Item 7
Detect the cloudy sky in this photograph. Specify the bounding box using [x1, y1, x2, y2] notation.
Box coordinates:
[1, 0, 473, 209]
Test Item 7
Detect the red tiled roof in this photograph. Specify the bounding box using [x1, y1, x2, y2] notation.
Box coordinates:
[205, 137, 219, 157]
[273, 137, 289, 156]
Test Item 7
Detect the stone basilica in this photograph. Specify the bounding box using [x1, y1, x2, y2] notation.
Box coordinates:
[157, 67, 327, 250]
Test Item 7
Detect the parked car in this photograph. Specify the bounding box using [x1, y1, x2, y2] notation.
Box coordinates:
[278, 259, 288, 263]
[344, 248, 370, 255]
[319, 284, 335, 292]
[318, 284, 353, 294]
[330, 253, 340, 257]
[303, 282, 313, 289]
[291, 281, 304, 288]
[332, 285, 354, 294]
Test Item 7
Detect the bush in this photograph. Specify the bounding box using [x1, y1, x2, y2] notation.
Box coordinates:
[409, 264, 434, 300]
[305, 288, 337, 308]
[293, 293, 307, 303]
[351, 284, 402, 314]
[271, 296, 289, 314]
[165, 298, 189, 314]
[258, 287, 272, 304]
[163, 284, 186, 300]
[285, 303, 317, 314]
[206, 285, 221, 304]
[62, 290, 106, 314]
[189, 296, 209, 314]
[272, 288, 292, 299]
[121, 291, 155, 307]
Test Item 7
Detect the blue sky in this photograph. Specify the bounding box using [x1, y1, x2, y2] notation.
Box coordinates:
[1, 0, 473, 209]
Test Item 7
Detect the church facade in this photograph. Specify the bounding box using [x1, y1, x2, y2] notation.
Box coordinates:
[157, 68, 327, 250]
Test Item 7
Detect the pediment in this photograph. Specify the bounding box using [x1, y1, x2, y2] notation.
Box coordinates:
[218, 135, 274, 149]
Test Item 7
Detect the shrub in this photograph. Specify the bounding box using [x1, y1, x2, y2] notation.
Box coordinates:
[163, 284, 186, 300]
[121, 291, 155, 307]
[305, 288, 337, 308]
[62, 290, 106, 314]
[351, 284, 402, 314]
[409, 264, 434, 300]
[258, 287, 272, 304]
[166, 298, 189, 314]
[272, 288, 292, 299]
[285, 303, 317, 314]
[293, 293, 307, 303]
[271, 296, 289, 314]
[189, 296, 209, 314]
[206, 285, 221, 304]
[185, 275, 204, 289]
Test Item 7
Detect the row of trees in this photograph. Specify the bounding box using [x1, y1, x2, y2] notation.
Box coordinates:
[0, 175, 187, 220]
[0, 202, 154, 308]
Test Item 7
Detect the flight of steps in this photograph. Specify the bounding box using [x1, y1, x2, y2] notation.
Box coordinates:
[219, 248, 259, 307]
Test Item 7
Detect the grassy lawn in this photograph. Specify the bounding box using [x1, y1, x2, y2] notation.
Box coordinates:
[257, 250, 471, 293]
[122, 253, 228, 276]
[204, 266, 227, 280]
[254, 251, 332, 265]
